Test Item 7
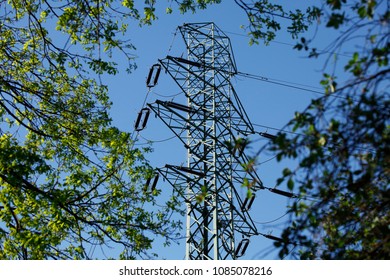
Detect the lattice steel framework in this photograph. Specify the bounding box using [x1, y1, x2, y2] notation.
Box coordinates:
[148, 23, 263, 260]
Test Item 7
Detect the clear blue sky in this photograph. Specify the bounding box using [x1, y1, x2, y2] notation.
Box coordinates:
[104, 0, 346, 259]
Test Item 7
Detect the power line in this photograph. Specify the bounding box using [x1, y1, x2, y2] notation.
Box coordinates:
[252, 123, 303, 137]
[138, 134, 177, 144]
[254, 211, 289, 225]
[257, 155, 277, 165]
[223, 29, 353, 58]
[236, 71, 351, 100]
[237, 71, 323, 92]
[151, 90, 183, 98]
[159, 52, 353, 102]
[260, 185, 320, 202]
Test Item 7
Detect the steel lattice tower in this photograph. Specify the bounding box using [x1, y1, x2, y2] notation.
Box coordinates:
[147, 22, 263, 260]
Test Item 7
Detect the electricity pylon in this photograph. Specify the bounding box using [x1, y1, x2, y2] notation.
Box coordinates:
[147, 22, 263, 260]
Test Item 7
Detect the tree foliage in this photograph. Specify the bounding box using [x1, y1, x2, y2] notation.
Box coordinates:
[0, 0, 185, 259]
[2, 0, 387, 260]
[234, 0, 389, 259]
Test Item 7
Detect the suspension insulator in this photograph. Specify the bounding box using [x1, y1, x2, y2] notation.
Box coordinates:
[269, 188, 296, 198]
[156, 99, 194, 113]
[144, 172, 159, 193]
[134, 108, 151, 131]
[235, 238, 250, 257]
[241, 194, 256, 211]
[165, 164, 205, 177]
[263, 234, 284, 243]
[259, 132, 277, 140]
[146, 64, 162, 87]
[167, 55, 203, 68]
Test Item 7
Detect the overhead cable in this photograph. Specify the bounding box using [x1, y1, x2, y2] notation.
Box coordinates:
[223, 29, 353, 58]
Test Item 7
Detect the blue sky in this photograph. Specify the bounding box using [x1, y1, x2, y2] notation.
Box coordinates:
[103, 1, 344, 259]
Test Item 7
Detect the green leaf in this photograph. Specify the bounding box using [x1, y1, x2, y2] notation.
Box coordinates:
[282, 168, 292, 176]
[326, 13, 345, 29]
